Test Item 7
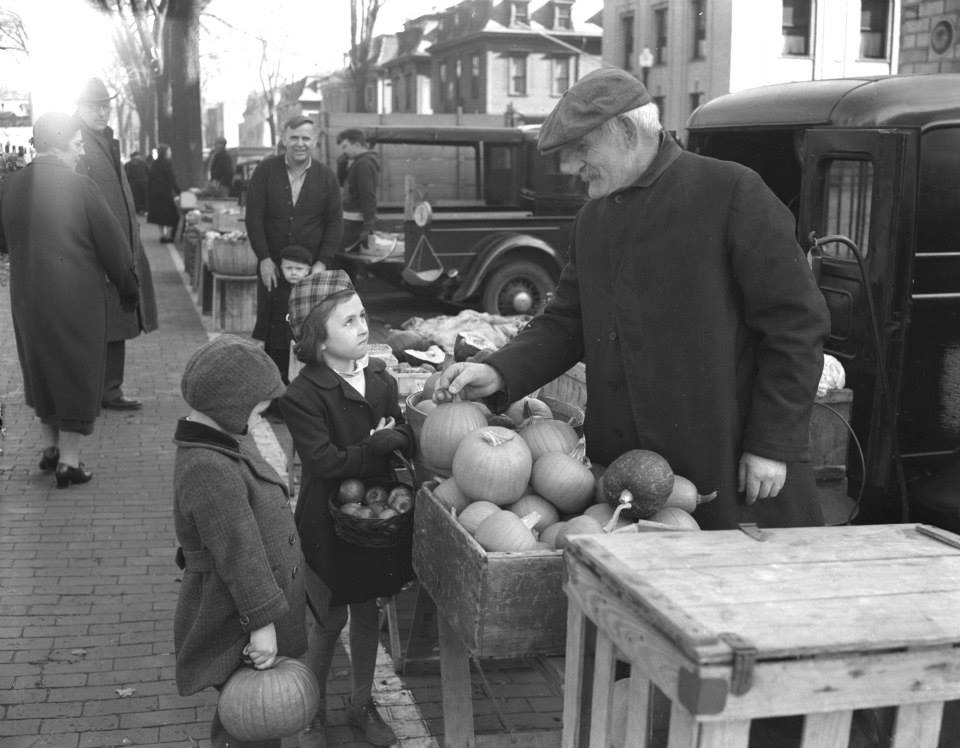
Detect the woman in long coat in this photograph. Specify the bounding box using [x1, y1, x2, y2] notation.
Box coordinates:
[147, 143, 181, 242]
[1, 112, 140, 487]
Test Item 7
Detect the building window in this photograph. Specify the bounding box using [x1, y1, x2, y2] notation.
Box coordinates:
[439, 62, 448, 108]
[551, 57, 571, 96]
[393, 75, 401, 112]
[782, 0, 812, 56]
[508, 55, 527, 95]
[860, 0, 889, 59]
[691, 0, 706, 59]
[510, 1, 529, 26]
[621, 14, 635, 71]
[689, 91, 703, 114]
[824, 159, 874, 260]
[654, 7, 668, 65]
[471, 54, 481, 99]
[406, 72, 415, 111]
[554, 2, 573, 30]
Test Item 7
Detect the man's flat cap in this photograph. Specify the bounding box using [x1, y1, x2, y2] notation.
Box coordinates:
[538, 67, 651, 154]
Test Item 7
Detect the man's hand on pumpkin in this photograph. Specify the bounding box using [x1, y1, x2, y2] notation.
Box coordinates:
[433, 362, 503, 403]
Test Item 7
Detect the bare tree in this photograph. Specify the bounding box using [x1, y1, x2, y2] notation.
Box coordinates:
[348, 0, 386, 112]
[257, 37, 284, 146]
[0, 8, 28, 55]
[88, 0, 208, 186]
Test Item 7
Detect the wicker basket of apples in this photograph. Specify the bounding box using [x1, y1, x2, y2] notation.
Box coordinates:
[328, 452, 416, 548]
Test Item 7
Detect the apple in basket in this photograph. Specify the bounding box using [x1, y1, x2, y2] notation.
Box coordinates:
[376, 507, 399, 520]
[352, 505, 375, 519]
[388, 486, 413, 514]
[336, 478, 365, 505]
[364, 485, 389, 505]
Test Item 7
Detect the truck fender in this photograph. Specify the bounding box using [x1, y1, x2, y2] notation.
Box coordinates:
[452, 233, 563, 303]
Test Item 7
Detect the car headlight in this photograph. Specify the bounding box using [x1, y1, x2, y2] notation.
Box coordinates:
[413, 201, 433, 228]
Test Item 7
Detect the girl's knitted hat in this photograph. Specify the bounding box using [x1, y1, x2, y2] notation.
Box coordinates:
[181, 335, 285, 433]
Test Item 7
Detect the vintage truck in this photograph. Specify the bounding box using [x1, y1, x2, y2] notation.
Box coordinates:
[686, 74, 960, 528]
[336, 124, 586, 316]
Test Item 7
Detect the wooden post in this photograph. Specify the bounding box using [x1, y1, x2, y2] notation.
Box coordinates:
[404, 174, 416, 220]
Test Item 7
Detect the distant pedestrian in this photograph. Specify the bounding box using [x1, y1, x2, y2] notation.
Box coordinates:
[279, 271, 414, 748]
[124, 150, 149, 214]
[75, 76, 158, 412]
[336, 128, 379, 252]
[1, 112, 140, 488]
[207, 135, 234, 194]
[147, 143, 181, 243]
[173, 335, 306, 748]
[246, 114, 343, 383]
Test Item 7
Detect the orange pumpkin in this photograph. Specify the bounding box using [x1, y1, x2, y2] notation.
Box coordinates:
[419, 402, 488, 471]
[452, 427, 532, 505]
[530, 451, 595, 515]
[218, 657, 320, 741]
[518, 418, 579, 461]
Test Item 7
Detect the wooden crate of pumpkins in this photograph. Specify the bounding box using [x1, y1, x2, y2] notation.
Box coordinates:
[410, 393, 716, 659]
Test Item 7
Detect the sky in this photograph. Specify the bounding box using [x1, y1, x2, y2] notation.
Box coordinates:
[1, 0, 441, 114]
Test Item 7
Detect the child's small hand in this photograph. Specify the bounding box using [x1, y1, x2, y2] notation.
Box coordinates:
[244, 623, 278, 670]
[370, 416, 396, 435]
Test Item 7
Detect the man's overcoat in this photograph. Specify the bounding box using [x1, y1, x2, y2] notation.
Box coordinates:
[245, 155, 343, 341]
[486, 138, 831, 530]
[78, 123, 159, 339]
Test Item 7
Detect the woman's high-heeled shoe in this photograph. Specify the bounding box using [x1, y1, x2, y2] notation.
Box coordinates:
[55, 462, 92, 488]
[39, 447, 60, 471]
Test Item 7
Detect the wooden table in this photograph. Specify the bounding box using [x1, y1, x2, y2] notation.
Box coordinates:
[561, 524, 960, 748]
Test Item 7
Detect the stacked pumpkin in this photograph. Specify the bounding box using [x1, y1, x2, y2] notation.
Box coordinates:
[416, 395, 716, 552]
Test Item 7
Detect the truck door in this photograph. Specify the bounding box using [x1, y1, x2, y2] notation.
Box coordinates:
[797, 129, 918, 504]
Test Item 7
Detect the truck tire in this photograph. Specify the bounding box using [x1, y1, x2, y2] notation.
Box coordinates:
[482, 260, 555, 316]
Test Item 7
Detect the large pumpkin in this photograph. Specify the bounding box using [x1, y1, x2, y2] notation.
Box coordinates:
[218, 657, 320, 741]
[518, 418, 579, 461]
[452, 426, 533, 505]
[419, 402, 488, 472]
[531, 452, 595, 515]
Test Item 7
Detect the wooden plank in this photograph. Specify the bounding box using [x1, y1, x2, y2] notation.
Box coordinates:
[560, 604, 586, 748]
[587, 630, 615, 748]
[800, 711, 853, 748]
[623, 676, 653, 748]
[475, 732, 560, 748]
[438, 612, 476, 748]
[695, 719, 750, 748]
[665, 700, 702, 748]
[890, 702, 944, 748]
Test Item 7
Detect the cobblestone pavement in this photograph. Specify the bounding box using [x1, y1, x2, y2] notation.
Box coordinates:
[0, 225, 563, 747]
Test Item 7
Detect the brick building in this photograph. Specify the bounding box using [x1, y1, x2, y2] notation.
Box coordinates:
[899, 0, 960, 73]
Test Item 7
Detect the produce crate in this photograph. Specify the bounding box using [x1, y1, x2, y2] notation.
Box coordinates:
[412, 485, 566, 659]
[539, 361, 586, 409]
[561, 524, 960, 748]
[208, 237, 257, 276]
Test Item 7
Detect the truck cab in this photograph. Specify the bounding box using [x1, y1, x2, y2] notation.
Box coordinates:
[336, 124, 586, 316]
[686, 74, 960, 526]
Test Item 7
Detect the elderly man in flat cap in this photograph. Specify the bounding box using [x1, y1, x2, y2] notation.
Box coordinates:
[75, 77, 158, 411]
[435, 67, 831, 532]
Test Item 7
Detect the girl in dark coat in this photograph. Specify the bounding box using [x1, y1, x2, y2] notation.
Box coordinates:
[147, 143, 180, 242]
[1, 112, 140, 487]
[278, 271, 414, 748]
[173, 335, 306, 748]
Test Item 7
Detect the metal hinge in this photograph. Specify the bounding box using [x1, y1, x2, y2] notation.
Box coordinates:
[719, 632, 757, 696]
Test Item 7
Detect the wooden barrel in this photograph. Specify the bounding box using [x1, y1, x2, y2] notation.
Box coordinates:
[209, 238, 257, 276]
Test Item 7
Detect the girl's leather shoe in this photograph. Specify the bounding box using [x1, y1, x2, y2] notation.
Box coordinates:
[39, 447, 60, 471]
[55, 463, 92, 488]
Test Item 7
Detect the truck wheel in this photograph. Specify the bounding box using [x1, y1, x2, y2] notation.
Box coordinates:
[482, 261, 555, 316]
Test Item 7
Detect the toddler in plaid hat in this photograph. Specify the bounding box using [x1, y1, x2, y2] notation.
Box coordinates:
[277, 271, 415, 744]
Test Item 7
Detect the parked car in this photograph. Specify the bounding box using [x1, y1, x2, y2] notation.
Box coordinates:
[686, 73, 960, 527]
[336, 124, 586, 316]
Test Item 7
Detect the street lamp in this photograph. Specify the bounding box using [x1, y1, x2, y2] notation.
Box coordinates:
[638, 47, 654, 88]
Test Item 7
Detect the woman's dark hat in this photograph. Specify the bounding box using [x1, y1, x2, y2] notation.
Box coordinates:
[76, 77, 116, 105]
[287, 270, 355, 341]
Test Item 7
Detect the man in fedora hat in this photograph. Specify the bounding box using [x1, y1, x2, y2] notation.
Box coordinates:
[435, 66, 830, 531]
[75, 77, 158, 411]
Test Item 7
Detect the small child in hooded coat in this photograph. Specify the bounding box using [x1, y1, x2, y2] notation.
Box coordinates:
[172, 334, 307, 748]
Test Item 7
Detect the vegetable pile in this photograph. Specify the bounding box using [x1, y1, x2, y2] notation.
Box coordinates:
[418, 395, 717, 552]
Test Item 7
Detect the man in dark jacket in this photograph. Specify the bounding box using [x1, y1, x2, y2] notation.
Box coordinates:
[207, 136, 234, 192]
[75, 77, 159, 411]
[123, 151, 148, 214]
[435, 67, 831, 531]
[336, 128, 379, 251]
[245, 115, 342, 382]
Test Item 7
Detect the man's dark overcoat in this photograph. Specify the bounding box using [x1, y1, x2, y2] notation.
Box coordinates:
[278, 358, 415, 606]
[78, 122, 158, 339]
[172, 420, 306, 696]
[146, 156, 180, 228]
[245, 156, 343, 343]
[486, 137, 831, 530]
[1, 156, 140, 426]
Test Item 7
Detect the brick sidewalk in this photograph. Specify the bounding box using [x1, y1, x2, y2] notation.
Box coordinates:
[0, 227, 563, 747]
